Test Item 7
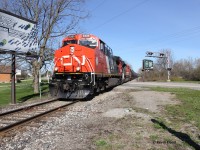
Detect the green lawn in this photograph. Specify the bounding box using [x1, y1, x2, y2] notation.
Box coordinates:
[172, 80, 200, 84]
[0, 80, 49, 106]
[151, 87, 200, 129]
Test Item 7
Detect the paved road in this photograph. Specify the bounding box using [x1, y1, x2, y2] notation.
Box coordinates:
[124, 80, 200, 90]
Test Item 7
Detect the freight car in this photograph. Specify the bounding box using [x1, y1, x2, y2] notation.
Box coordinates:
[49, 34, 134, 99]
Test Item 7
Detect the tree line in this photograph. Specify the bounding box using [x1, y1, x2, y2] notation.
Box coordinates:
[172, 58, 200, 81]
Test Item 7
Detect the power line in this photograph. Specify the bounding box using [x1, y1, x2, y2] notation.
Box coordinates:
[145, 25, 200, 47]
[91, 0, 151, 31]
[156, 26, 200, 42]
[91, 0, 106, 12]
[129, 25, 200, 55]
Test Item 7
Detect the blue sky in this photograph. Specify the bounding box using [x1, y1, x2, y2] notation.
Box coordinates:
[80, 0, 200, 72]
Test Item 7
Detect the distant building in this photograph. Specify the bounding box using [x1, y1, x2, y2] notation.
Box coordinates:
[0, 65, 11, 83]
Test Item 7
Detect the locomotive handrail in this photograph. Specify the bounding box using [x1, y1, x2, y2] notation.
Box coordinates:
[54, 57, 60, 70]
[85, 57, 95, 85]
[86, 57, 94, 72]
[92, 72, 95, 86]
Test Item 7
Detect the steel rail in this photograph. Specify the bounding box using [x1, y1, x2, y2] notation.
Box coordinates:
[0, 100, 79, 132]
[0, 98, 58, 117]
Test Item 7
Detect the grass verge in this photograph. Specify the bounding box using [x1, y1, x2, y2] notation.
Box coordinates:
[0, 80, 49, 106]
[95, 139, 112, 150]
[151, 87, 200, 129]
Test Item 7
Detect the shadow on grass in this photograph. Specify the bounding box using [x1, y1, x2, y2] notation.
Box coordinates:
[19, 93, 40, 102]
[151, 119, 200, 150]
[19, 87, 49, 102]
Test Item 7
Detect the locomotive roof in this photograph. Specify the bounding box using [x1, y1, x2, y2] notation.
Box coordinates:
[62, 34, 112, 50]
[63, 34, 101, 41]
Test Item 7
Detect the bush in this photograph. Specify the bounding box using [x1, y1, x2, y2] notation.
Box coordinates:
[170, 76, 185, 82]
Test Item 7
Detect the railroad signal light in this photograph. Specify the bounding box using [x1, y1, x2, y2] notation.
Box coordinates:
[159, 53, 165, 57]
[167, 68, 172, 71]
[146, 51, 153, 56]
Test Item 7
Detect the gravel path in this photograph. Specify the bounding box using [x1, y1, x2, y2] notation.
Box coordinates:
[0, 81, 199, 150]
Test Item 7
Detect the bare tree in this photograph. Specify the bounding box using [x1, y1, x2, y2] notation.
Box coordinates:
[152, 49, 174, 81]
[173, 58, 200, 81]
[0, 0, 88, 93]
[183, 58, 193, 79]
[193, 58, 200, 81]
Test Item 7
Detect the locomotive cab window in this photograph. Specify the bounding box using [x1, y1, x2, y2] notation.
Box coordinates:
[62, 40, 77, 47]
[100, 41, 105, 54]
[79, 37, 98, 49]
[105, 45, 110, 56]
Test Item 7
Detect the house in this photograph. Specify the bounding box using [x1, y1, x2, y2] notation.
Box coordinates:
[0, 65, 11, 83]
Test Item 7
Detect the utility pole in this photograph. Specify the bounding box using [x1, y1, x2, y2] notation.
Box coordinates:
[11, 52, 16, 104]
[166, 51, 171, 82]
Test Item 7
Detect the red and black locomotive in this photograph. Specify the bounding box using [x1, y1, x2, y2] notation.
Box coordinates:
[49, 34, 135, 99]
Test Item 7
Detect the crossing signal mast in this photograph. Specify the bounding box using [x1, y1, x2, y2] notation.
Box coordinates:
[145, 51, 171, 81]
[146, 51, 166, 58]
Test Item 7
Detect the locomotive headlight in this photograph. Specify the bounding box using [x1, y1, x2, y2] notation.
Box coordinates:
[54, 67, 58, 71]
[76, 66, 80, 71]
[70, 46, 75, 54]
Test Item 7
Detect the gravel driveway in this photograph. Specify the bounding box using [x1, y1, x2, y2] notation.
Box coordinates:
[0, 81, 199, 150]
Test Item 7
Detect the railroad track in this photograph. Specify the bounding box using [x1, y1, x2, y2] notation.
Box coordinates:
[0, 99, 79, 134]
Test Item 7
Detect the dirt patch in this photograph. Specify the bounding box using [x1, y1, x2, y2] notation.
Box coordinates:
[130, 91, 178, 112]
[102, 108, 134, 118]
